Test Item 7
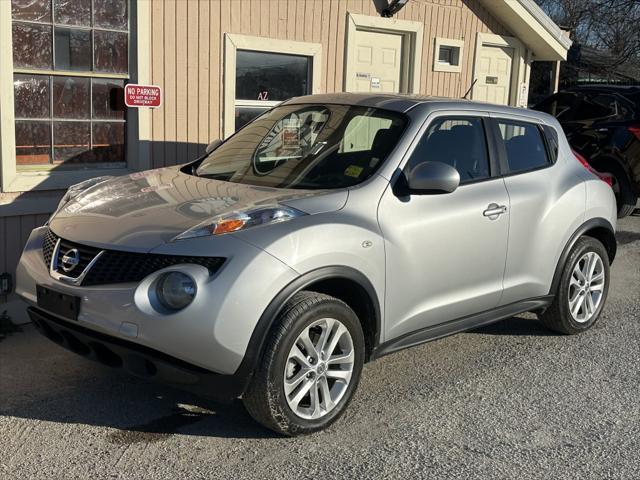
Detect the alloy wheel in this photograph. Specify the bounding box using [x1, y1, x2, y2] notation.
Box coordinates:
[283, 318, 355, 420]
[568, 251, 606, 323]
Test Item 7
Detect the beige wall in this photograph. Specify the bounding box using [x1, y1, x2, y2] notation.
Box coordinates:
[148, 0, 510, 168]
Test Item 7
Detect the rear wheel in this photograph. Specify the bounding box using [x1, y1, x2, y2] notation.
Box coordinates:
[540, 237, 610, 334]
[243, 291, 365, 436]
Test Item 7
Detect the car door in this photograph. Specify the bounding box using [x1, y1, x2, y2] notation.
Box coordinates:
[489, 115, 578, 305]
[378, 114, 510, 341]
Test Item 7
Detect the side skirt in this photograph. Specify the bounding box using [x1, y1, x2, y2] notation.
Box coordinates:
[372, 296, 554, 359]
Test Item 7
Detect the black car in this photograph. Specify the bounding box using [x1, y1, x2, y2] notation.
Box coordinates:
[533, 86, 640, 217]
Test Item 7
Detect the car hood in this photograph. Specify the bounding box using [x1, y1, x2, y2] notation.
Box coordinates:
[49, 166, 347, 252]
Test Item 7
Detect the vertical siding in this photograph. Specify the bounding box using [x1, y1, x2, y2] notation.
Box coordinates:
[149, 0, 511, 167]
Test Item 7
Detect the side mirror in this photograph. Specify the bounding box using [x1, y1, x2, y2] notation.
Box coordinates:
[205, 139, 222, 154]
[407, 161, 460, 194]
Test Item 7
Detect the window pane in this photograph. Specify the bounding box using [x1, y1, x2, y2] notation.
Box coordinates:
[341, 115, 392, 153]
[498, 121, 549, 174]
[235, 106, 269, 131]
[52, 76, 90, 119]
[236, 50, 310, 101]
[439, 47, 452, 64]
[94, 0, 128, 30]
[11, 0, 51, 22]
[54, 27, 91, 71]
[15, 121, 51, 166]
[94, 30, 128, 73]
[92, 78, 125, 120]
[53, 121, 90, 163]
[12, 23, 52, 69]
[93, 122, 125, 162]
[54, 0, 91, 26]
[14, 74, 50, 119]
[409, 117, 490, 183]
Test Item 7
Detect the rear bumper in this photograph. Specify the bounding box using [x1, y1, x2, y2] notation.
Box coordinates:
[28, 306, 248, 401]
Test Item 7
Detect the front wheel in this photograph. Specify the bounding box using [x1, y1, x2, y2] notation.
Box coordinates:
[243, 291, 365, 435]
[540, 237, 610, 334]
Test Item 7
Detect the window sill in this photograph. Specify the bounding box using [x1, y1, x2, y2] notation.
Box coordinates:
[433, 62, 462, 73]
[2, 167, 133, 193]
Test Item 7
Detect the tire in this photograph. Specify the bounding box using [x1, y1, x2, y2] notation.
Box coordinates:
[243, 291, 365, 436]
[540, 237, 610, 335]
[603, 161, 637, 218]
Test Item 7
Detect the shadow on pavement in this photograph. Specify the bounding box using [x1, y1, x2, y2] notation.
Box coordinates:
[470, 314, 558, 337]
[0, 326, 277, 441]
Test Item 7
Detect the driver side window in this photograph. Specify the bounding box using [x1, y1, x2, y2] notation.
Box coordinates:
[408, 117, 490, 184]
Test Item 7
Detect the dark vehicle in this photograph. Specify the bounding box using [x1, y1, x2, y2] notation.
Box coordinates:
[533, 86, 640, 217]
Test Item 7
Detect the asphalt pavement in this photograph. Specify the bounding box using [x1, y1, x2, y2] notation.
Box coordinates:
[1, 213, 639, 479]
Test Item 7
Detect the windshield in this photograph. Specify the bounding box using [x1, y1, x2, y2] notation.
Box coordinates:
[195, 104, 407, 189]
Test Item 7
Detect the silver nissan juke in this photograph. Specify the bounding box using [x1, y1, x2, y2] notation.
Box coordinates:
[16, 93, 617, 435]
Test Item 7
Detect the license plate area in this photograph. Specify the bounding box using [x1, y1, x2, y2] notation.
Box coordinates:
[36, 285, 80, 321]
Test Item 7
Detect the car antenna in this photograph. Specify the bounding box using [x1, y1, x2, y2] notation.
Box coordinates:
[462, 78, 478, 100]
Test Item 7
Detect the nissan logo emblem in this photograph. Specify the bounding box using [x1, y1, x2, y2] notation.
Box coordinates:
[61, 248, 80, 272]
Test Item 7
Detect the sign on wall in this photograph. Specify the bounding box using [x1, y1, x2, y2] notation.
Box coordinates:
[124, 84, 162, 108]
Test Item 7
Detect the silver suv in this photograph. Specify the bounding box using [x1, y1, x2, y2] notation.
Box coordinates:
[17, 94, 617, 435]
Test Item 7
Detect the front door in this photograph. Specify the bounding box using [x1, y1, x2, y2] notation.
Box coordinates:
[473, 44, 513, 105]
[378, 114, 510, 341]
[349, 29, 404, 93]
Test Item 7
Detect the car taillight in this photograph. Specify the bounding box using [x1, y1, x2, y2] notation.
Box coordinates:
[629, 125, 640, 141]
[572, 149, 613, 187]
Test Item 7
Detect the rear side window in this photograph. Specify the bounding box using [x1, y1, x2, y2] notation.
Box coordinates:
[497, 120, 549, 174]
[408, 117, 490, 184]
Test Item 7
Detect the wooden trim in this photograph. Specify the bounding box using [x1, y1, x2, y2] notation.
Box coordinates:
[344, 12, 424, 95]
[223, 33, 322, 139]
[472, 32, 527, 107]
[13, 69, 129, 80]
[0, 0, 17, 193]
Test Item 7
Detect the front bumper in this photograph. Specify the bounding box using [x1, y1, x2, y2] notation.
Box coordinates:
[16, 226, 298, 377]
[28, 307, 246, 400]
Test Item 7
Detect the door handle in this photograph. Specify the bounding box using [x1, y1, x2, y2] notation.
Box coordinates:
[483, 203, 507, 218]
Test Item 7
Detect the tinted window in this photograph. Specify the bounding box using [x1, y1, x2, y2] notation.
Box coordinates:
[196, 104, 407, 190]
[498, 120, 549, 174]
[534, 92, 578, 120]
[408, 117, 490, 184]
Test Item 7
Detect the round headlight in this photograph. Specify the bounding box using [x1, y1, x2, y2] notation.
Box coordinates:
[156, 272, 196, 311]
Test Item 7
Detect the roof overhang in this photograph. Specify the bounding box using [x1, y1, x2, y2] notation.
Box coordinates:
[478, 0, 572, 61]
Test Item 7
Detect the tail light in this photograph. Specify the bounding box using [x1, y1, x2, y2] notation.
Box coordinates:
[629, 125, 640, 141]
[572, 149, 613, 187]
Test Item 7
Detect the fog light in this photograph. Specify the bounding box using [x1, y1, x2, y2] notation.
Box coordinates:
[156, 272, 196, 310]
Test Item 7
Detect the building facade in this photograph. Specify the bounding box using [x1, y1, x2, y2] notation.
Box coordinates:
[0, 0, 570, 321]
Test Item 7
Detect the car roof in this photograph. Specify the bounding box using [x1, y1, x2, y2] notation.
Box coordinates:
[284, 92, 548, 120]
[566, 85, 640, 95]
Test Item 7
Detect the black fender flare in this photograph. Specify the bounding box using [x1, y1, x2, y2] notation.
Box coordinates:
[233, 265, 381, 393]
[548, 217, 616, 295]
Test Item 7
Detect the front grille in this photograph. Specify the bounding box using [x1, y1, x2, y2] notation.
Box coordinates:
[42, 228, 225, 286]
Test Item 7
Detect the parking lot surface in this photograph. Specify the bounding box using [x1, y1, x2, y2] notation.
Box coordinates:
[1, 214, 639, 480]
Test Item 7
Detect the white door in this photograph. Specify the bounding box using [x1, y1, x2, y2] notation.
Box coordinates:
[349, 30, 404, 93]
[473, 44, 513, 105]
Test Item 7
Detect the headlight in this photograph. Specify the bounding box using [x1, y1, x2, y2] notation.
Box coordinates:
[155, 272, 196, 310]
[172, 205, 306, 241]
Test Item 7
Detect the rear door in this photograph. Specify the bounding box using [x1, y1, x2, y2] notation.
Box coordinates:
[490, 116, 576, 305]
[378, 113, 510, 340]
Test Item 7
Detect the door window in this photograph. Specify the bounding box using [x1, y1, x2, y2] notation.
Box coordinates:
[497, 120, 549, 174]
[408, 117, 490, 184]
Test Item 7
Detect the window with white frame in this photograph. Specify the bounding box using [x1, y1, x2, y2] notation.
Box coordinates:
[224, 34, 322, 138]
[433, 37, 464, 73]
[10, 0, 129, 171]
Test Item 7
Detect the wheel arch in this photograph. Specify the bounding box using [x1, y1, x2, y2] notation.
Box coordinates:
[234, 266, 382, 394]
[549, 217, 616, 296]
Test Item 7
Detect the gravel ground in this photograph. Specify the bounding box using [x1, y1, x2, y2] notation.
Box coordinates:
[1, 214, 639, 480]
